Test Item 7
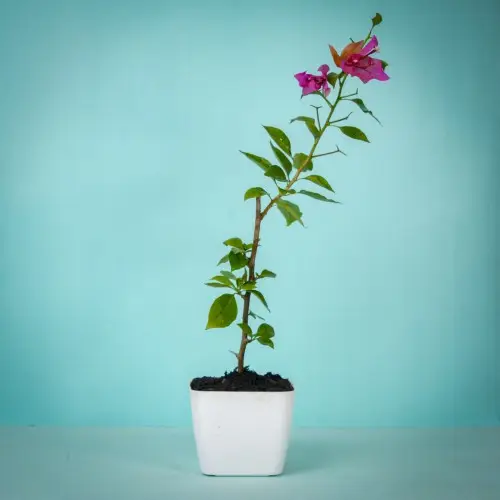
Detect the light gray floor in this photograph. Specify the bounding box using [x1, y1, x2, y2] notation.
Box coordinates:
[0, 427, 499, 500]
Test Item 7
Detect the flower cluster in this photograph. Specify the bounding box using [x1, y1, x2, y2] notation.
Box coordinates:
[295, 35, 389, 96]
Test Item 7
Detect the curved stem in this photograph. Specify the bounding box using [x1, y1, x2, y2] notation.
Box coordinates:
[235, 74, 348, 373]
[237, 196, 261, 373]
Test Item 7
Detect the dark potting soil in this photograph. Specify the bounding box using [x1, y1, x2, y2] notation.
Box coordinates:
[190, 369, 293, 392]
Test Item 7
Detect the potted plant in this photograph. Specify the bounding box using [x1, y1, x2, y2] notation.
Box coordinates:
[190, 13, 390, 476]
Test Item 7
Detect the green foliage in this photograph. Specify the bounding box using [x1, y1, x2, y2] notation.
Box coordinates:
[265, 165, 288, 182]
[256, 323, 275, 348]
[278, 187, 296, 196]
[249, 310, 265, 321]
[258, 337, 275, 348]
[238, 323, 252, 337]
[264, 126, 292, 156]
[241, 282, 257, 291]
[250, 290, 270, 311]
[270, 143, 292, 176]
[372, 13, 382, 26]
[205, 282, 229, 288]
[338, 126, 369, 142]
[293, 153, 313, 171]
[244, 187, 268, 201]
[229, 251, 248, 271]
[210, 275, 234, 287]
[220, 270, 237, 280]
[223, 237, 244, 250]
[258, 269, 276, 279]
[290, 116, 319, 138]
[327, 72, 339, 87]
[217, 254, 229, 265]
[257, 323, 275, 338]
[240, 151, 272, 171]
[276, 199, 303, 226]
[299, 190, 338, 203]
[349, 98, 381, 125]
[241, 269, 248, 282]
[304, 174, 334, 192]
[290, 116, 315, 125]
[206, 294, 238, 329]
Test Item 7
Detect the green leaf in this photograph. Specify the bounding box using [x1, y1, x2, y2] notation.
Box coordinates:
[327, 72, 339, 87]
[290, 116, 319, 138]
[278, 187, 296, 196]
[270, 142, 292, 176]
[338, 126, 369, 142]
[290, 116, 315, 125]
[206, 294, 238, 329]
[304, 174, 334, 192]
[372, 12, 382, 26]
[238, 323, 252, 337]
[217, 254, 229, 265]
[220, 270, 237, 280]
[257, 337, 275, 348]
[349, 98, 381, 125]
[257, 323, 275, 339]
[241, 281, 257, 291]
[205, 282, 229, 288]
[229, 251, 247, 271]
[210, 275, 234, 287]
[381, 60, 389, 70]
[249, 310, 265, 321]
[240, 151, 272, 171]
[250, 290, 270, 311]
[244, 187, 268, 201]
[299, 190, 338, 203]
[223, 237, 244, 250]
[276, 199, 304, 226]
[265, 165, 288, 182]
[259, 269, 276, 279]
[304, 121, 320, 138]
[293, 153, 313, 171]
[263, 126, 291, 156]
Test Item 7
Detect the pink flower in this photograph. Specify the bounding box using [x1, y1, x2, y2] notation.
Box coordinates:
[294, 64, 331, 97]
[329, 36, 389, 84]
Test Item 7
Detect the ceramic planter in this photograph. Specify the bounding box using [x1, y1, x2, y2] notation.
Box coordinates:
[190, 389, 294, 476]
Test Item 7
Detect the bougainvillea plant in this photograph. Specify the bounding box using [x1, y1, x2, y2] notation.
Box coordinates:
[205, 14, 389, 373]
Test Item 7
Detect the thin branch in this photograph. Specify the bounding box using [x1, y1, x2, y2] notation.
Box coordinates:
[328, 112, 352, 125]
[312, 146, 346, 158]
[317, 92, 334, 109]
[341, 90, 358, 99]
[310, 105, 322, 128]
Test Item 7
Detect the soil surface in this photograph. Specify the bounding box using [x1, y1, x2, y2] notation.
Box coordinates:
[191, 369, 293, 392]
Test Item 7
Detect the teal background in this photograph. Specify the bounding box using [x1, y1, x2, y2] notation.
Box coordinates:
[0, 0, 498, 427]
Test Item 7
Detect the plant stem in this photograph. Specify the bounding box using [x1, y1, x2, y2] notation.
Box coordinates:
[262, 75, 347, 218]
[236, 75, 348, 373]
[237, 196, 262, 373]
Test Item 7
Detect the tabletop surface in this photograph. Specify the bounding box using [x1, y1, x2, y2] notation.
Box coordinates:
[1, 427, 499, 500]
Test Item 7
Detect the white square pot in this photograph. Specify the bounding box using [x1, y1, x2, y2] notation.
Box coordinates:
[190, 389, 294, 476]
